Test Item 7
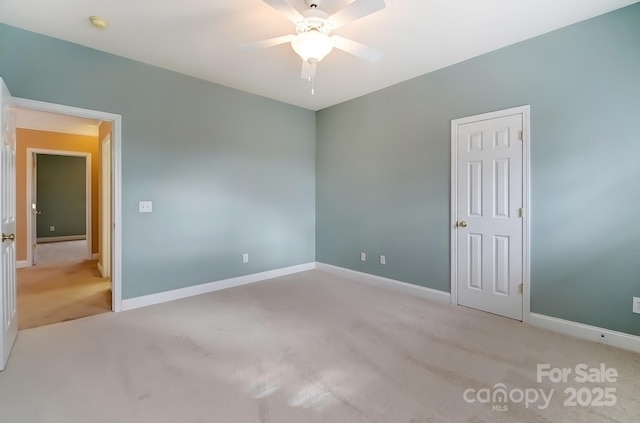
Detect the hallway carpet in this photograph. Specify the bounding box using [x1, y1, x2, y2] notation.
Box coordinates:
[17, 260, 111, 330]
[1, 270, 638, 422]
[35, 240, 88, 266]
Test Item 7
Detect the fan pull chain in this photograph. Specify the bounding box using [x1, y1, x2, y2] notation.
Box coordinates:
[310, 62, 317, 95]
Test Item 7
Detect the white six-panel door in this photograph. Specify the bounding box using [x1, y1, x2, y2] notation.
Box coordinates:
[0, 77, 17, 371]
[454, 110, 526, 320]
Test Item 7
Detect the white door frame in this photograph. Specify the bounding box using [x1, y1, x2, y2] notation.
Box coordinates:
[450, 105, 531, 323]
[27, 149, 92, 264]
[99, 131, 111, 278]
[15, 97, 123, 312]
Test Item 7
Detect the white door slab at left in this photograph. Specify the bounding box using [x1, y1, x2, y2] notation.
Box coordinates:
[0, 77, 17, 371]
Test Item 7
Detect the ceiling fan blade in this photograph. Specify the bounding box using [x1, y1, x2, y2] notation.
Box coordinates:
[238, 34, 295, 51]
[263, 0, 305, 23]
[329, 0, 386, 29]
[300, 61, 317, 80]
[332, 36, 382, 62]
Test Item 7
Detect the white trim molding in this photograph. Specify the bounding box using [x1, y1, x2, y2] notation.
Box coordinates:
[529, 313, 640, 353]
[121, 262, 316, 311]
[15, 97, 123, 312]
[450, 105, 531, 321]
[315, 263, 451, 304]
[16, 260, 28, 269]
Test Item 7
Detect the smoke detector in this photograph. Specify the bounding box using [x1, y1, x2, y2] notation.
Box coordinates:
[89, 16, 109, 30]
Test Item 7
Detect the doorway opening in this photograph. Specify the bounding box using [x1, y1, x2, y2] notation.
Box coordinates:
[12, 100, 122, 330]
[27, 150, 92, 266]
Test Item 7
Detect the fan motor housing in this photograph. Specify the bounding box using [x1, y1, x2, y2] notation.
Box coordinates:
[298, 8, 331, 34]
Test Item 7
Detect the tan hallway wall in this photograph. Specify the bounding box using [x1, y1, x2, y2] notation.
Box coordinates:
[16, 129, 100, 262]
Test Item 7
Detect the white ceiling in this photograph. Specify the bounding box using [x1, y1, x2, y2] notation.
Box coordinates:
[0, 0, 637, 111]
[16, 109, 100, 137]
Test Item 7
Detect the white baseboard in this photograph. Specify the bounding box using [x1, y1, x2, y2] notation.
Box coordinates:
[315, 262, 451, 304]
[121, 262, 316, 311]
[16, 260, 29, 269]
[91, 253, 99, 260]
[529, 313, 640, 353]
[97, 262, 104, 277]
[37, 235, 86, 243]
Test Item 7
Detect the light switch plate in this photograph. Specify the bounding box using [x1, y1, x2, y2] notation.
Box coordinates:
[360, 252, 366, 262]
[633, 297, 640, 314]
[380, 255, 386, 265]
[139, 201, 153, 213]
[242, 253, 249, 263]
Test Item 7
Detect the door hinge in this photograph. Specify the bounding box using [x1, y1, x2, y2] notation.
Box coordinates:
[519, 207, 524, 218]
[519, 130, 524, 141]
[519, 283, 523, 294]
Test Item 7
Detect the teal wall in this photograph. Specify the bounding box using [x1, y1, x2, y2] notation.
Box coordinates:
[0, 23, 316, 299]
[316, 4, 640, 336]
[36, 154, 86, 239]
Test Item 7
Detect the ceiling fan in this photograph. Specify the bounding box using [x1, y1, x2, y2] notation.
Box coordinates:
[240, 0, 386, 94]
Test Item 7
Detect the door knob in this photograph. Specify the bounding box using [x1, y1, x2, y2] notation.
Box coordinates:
[458, 221, 468, 228]
[2, 233, 15, 242]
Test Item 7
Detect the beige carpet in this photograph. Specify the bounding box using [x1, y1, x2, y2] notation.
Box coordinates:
[17, 260, 111, 330]
[0, 270, 638, 422]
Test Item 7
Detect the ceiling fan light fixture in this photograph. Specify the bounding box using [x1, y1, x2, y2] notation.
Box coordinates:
[249, 0, 386, 96]
[291, 31, 334, 63]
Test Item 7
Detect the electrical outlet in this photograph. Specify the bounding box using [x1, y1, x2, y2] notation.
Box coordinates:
[633, 297, 640, 314]
[242, 253, 249, 263]
[49, 226, 55, 232]
[360, 252, 366, 262]
[380, 255, 386, 265]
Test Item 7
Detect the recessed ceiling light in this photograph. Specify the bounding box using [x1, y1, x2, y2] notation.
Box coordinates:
[89, 16, 109, 30]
